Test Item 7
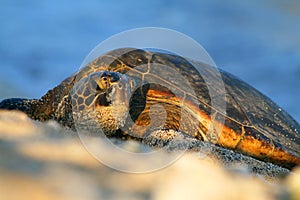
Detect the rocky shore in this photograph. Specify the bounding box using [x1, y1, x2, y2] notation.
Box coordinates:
[0, 110, 299, 200]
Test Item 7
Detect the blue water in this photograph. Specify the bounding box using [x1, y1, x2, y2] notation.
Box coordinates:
[0, 0, 300, 122]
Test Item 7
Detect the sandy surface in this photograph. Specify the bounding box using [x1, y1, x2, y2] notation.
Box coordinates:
[0, 110, 299, 200]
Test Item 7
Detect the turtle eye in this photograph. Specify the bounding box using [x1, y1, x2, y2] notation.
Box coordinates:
[102, 76, 108, 82]
[95, 76, 109, 90]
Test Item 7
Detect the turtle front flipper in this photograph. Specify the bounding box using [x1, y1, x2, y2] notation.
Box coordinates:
[0, 76, 76, 128]
[0, 98, 40, 119]
[0, 95, 71, 126]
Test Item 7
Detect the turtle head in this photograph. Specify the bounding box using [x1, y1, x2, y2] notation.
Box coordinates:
[70, 71, 135, 135]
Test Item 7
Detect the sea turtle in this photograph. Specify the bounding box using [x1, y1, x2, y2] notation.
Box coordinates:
[0, 48, 299, 170]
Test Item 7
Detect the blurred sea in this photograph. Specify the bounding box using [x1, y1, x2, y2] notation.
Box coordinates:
[0, 0, 299, 122]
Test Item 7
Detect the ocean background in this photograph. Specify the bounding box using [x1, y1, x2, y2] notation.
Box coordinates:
[0, 0, 299, 122]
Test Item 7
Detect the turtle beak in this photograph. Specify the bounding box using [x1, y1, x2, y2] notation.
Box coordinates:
[105, 74, 133, 129]
[108, 74, 133, 107]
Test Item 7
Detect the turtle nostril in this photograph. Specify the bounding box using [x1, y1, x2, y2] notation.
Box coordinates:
[118, 83, 123, 89]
